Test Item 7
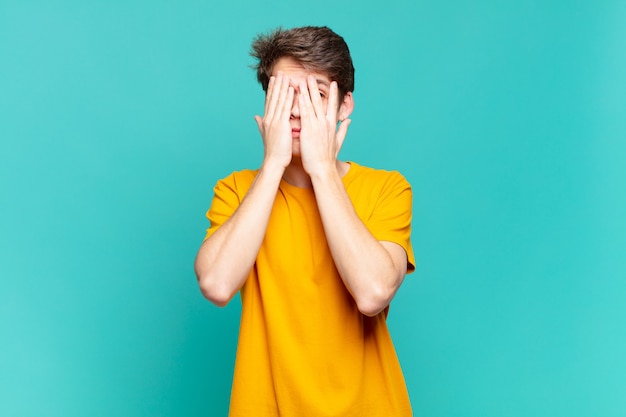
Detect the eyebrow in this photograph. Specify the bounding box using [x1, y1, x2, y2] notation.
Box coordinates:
[315, 79, 330, 88]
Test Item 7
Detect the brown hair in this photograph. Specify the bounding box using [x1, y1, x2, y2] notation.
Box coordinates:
[250, 26, 355, 98]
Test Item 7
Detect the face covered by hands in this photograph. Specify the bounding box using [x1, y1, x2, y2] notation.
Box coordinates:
[254, 57, 353, 176]
[254, 71, 295, 170]
[297, 75, 352, 177]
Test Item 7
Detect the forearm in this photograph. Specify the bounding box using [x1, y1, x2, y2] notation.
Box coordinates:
[195, 162, 284, 306]
[310, 168, 406, 316]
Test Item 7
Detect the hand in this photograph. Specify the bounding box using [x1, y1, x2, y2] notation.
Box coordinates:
[254, 72, 295, 170]
[297, 75, 351, 176]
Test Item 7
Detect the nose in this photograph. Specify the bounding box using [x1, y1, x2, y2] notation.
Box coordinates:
[290, 89, 300, 119]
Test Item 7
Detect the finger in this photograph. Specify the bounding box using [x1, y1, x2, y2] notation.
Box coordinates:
[298, 79, 313, 122]
[335, 118, 351, 151]
[307, 75, 324, 118]
[282, 85, 294, 119]
[266, 72, 284, 120]
[275, 76, 292, 120]
[326, 81, 339, 120]
[264, 76, 275, 113]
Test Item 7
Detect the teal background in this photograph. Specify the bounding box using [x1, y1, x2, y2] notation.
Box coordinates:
[1, 0, 625, 416]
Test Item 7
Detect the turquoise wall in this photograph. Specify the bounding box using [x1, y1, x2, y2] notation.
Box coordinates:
[1, 0, 625, 416]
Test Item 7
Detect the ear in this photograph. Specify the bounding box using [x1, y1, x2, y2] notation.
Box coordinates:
[337, 91, 354, 121]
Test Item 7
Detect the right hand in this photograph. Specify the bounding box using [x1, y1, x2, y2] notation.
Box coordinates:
[254, 72, 294, 170]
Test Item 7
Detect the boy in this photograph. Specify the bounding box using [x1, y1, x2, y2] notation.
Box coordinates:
[195, 26, 415, 416]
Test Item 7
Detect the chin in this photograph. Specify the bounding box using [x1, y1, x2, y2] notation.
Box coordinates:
[291, 143, 301, 157]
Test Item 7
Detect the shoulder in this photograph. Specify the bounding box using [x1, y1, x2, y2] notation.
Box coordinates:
[213, 168, 259, 197]
[215, 168, 258, 187]
[344, 161, 411, 191]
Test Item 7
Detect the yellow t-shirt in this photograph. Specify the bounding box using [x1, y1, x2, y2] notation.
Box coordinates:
[205, 162, 415, 417]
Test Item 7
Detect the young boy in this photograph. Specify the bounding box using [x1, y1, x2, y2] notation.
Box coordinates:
[195, 26, 415, 416]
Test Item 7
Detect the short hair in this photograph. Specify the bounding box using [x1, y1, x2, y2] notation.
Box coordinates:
[250, 26, 355, 99]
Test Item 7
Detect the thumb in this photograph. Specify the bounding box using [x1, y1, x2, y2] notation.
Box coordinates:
[254, 115, 264, 134]
[335, 119, 351, 151]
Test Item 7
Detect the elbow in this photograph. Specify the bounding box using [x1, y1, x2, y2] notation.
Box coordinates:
[194, 246, 241, 307]
[357, 300, 389, 317]
[195, 261, 236, 307]
[198, 275, 234, 307]
[355, 265, 406, 316]
[355, 286, 396, 317]
[203, 289, 231, 307]
[354, 267, 405, 316]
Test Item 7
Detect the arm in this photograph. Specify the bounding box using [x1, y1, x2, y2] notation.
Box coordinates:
[194, 164, 283, 306]
[298, 76, 410, 316]
[310, 170, 409, 317]
[194, 72, 294, 306]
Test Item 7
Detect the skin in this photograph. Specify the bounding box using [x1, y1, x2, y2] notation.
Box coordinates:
[194, 57, 408, 316]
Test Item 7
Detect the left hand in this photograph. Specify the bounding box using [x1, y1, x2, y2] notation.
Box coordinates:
[298, 75, 351, 176]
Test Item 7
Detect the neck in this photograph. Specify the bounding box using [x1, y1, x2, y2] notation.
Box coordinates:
[282, 159, 350, 189]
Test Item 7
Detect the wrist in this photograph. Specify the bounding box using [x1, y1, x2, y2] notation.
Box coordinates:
[308, 163, 341, 187]
[259, 159, 287, 182]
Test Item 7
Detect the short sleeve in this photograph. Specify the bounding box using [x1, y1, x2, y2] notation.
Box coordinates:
[366, 172, 415, 273]
[204, 170, 256, 241]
